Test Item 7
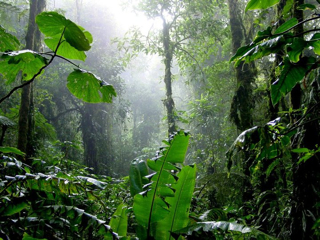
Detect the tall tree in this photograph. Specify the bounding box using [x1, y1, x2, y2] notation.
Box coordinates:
[228, 0, 256, 132]
[17, 0, 46, 158]
[118, 0, 218, 135]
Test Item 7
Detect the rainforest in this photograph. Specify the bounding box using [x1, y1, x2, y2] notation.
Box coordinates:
[1, 0, 320, 239]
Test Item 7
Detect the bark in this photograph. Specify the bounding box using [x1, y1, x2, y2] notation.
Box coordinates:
[81, 103, 98, 173]
[17, 0, 46, 158]
[290, 1, 320, 238]
[227, 0, 256, 218]
[161, 15, 176, 135]
[228, 0, 255, 132]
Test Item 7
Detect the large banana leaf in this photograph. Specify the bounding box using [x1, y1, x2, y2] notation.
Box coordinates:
[129, 159, 149, 197]
[132, 131, 190, 239]
[106, 203, 128, 239]
[154, 164, 197, 240]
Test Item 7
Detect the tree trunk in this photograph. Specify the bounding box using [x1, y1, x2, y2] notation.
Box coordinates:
[228, 0, 255, 132]
[81, 103, 98, 173]
[227, 0, 257, 220]
[162, 16, 176, 135]
[290, 0, 320, 238]
[17, 0, 46, 158]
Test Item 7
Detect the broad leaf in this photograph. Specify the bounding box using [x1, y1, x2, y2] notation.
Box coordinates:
[274, 18, 298, 34]
[0, 25, 20, 51]
[310, 33, 320, 55]
[22, 233, 47, 240]
[67, 69, 117, 103]
[286, 38, 306, 63]
[133, 131, 190, 239]
[0, 146, 25, 156]
[0, 50, 47, 84]
[246, 0, 280, 11]
[44, 37, 87, 61]
[36, 12, 92, 61]
[155, 165, 197, 240]
[107, 203, 128, 239]
[271, 57, 315, 105]
[129, 159, 149, 197]
[297, 4, 316, 10]
[1, 198, 29, 216]
[231, 36, 286, 67]
[174, 221, 276, 239]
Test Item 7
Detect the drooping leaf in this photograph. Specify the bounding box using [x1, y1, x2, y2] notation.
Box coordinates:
[22, 232, 47, 240]
[0, 146, 25, 156]
[106, 203, 128, 239]
[44, 37, 87, 61]
[231, 36, 286, 67]
[155, 165, 197, 240]
[245, 0, 280, 11]
[77, 176, 107, 189]
[129, 159, 149, 197]
[0, 50, 47, 84]
[309, 33, 320, 55]
[0, 25, 20, 51]
[274, 18, 298, 34]
[0, 116, 15, 126]
[36, 11, 92, 61]
[286, 37, 306, 63]
[297, 4, 316, 10]
[67, 69, 117, 103]
[173, 221, 275, 239]
[271, 57, 315, 105]
[1, 198, 29, 216]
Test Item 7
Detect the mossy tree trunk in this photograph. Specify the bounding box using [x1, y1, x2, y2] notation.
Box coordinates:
[161, 15, 176, 135]
[227, 0, 256, 218]
[290, 0, 320, 238]
[17, 0, 46, 159]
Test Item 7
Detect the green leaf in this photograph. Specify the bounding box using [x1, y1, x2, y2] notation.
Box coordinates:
[22, 233, 47, 240]
[44, 37, 87, 61]
[173, 221, 276, 239]
[164, 131, 190, 163]
[297, 4, 316, 10]
[271, 57, 315, 105]
[133, 188, 170, 227]
[133, 131, 190, 239]
[1, 199, 29, 216]
[36, 12, 92, 61]
[287, 38, 306, 63]
[0, 25, 20, 51]
[67, 69, 117, 103]
[292, 148, 310, 153]
[309, 33, 320, 55]
[129, 159, 149, 197]
[0, 146, 25, 156]
[107, 203, 128, 239]
[77, 176, 107, 188]
[155, 165, 197, 240]
[274, 18, 298, 34]
[246, 0, 280, 11]
[0, 50, 47, 84]
[231, 36, 286, 66]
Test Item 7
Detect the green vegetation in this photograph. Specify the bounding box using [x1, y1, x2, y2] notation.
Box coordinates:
[1, 0, 320, 239]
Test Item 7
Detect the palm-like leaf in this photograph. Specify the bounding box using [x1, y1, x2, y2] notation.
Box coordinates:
[132, 131, 190, 239]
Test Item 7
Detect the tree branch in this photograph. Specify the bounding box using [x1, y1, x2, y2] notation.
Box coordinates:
[0, 27, 66, 104]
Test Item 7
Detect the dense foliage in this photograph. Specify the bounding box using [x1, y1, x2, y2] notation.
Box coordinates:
[1, 0, 320, 239]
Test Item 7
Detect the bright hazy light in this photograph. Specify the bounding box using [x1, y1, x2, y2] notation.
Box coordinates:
[97, 0, 162, 33]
